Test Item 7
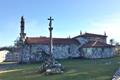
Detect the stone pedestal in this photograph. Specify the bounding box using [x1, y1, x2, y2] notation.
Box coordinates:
[39, 51, 64, 75]
[39, 61, 64, 75]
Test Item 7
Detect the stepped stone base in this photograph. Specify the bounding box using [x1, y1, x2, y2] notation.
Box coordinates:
[39, 61, 64, 75]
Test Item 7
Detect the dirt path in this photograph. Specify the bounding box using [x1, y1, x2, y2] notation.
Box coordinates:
[0, 62, 19, 80]
[0, 62, 18, 71]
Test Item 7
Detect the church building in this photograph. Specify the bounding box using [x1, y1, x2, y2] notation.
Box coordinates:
[17, 16, 115, 63]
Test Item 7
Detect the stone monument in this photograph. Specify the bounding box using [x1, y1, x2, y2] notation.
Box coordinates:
[39, 17, 64, 75]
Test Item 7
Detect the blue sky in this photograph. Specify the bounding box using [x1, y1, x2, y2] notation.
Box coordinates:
[0, 0, 120, 47]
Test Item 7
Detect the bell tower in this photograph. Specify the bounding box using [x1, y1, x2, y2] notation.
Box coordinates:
[20, 16, 26, 43]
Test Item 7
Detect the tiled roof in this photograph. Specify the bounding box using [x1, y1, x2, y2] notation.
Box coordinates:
[25, 37, 80, 45]
[74, 33, 107, 38]
[81, 41, 114, 48]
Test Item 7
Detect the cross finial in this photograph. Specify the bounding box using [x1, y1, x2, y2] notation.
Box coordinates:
[48, 16, 54, 27]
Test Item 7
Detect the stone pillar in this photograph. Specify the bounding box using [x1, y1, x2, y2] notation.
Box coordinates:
[18, 16, 26, 63]
[48, 16, 54, 56]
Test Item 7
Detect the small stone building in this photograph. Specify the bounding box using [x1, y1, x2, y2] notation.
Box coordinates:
[16, 17, 115, 63]
[81, 41, 115, 58]
[74, 33, 115, 58]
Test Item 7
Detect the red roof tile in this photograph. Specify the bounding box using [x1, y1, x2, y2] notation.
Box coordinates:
[81, 41, 114, 48]
[74, 33, 107, 38]
[25, 37, 80, 45]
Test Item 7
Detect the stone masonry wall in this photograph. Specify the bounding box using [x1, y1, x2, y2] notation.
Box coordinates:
[21, 44, 80, 63]
[82, 47, 115, 58]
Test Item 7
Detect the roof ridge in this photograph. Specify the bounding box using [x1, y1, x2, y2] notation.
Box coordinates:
[25, 37, 80, 45]
[82, 41, 114, 48]
[27, 37, 72, 39]
[92, 40, 98, 46]
[73, 33, 107, 38]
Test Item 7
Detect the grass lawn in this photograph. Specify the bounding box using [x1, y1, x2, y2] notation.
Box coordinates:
[0, 57, 120, 80]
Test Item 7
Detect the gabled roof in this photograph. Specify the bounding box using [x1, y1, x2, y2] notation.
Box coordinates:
[25, 37, 80, 45]
[74, 33, 107, 38]
[81, 41, 114, 48]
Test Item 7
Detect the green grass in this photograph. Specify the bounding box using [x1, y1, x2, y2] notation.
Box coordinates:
[0, 57, 120, 80]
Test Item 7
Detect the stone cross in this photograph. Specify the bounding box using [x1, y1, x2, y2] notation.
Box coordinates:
[48, 16, 54, 27]
[39, 17, 64, 74]
[48, 16, 54, 56]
